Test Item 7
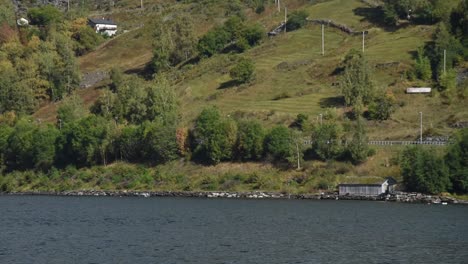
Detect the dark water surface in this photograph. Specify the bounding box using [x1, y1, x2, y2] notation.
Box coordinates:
[0, 196, 467, 264]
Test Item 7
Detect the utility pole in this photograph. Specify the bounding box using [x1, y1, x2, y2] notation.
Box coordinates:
[322, 24, 325, 55]
[284, 7, 287, 33]
[443, 49, 446, 74]
[419, 112, 423, 144]
[296, 142, 301, 170]
[362, 31, 365, 53]
[278, 0, 281, 12]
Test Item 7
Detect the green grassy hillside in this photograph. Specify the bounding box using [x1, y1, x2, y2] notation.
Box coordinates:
[26, 0, 467, 190]
[67, 0, 466, 136]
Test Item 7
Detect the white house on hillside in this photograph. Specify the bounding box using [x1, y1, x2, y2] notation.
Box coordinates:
[88, 18, 117, 37]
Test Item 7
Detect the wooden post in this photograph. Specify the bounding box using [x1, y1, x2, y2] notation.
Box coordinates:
[419, 112, 423, 144]
[322, 24, 325, 55]
[296, 142, 301, 170]
[362, 31, 365, 52]
[284, 7, 287, 33]
[443, 49, 446, 74]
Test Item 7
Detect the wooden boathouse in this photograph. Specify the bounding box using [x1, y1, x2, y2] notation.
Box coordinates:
[338, 177, 397, 196]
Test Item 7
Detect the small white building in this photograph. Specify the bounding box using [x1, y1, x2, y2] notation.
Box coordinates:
[88, 18, 117, 37]
[406, 87, 432, 94]
[339, 177, 397, 196]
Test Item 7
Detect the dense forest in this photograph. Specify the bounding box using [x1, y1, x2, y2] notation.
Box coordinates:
[0, 0, 467, 195]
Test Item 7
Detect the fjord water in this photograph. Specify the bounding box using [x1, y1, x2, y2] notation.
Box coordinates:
[0, 196, 467, 264]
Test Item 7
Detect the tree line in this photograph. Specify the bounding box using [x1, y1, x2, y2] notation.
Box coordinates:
[0, 104, 374, 173]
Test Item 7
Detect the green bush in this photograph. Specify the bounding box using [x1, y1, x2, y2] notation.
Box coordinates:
[243, 24, 265, 47]
[286, 10, 309, 31]
[230, 57, 255, 84]
[292, 113, 309, 131]
[197, 27, 231, 57]
[367, 94, 395, 121]
[72, 26, 104, 56]
[28, 5, 62, 26]
[414, 47, 432, 81]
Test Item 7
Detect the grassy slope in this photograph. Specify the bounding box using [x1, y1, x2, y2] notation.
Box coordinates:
[30, 0, 467, 189]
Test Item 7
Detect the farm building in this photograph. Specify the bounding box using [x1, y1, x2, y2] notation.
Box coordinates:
[88, 18, 117, 36]
[406, 87, 432, 94]
[338, 177, 397, 196]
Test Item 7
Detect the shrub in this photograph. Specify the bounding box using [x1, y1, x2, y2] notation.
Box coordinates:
[243, 24, 265, 47]
[286, 10, 309, 31]
[438, 69, 457, 92]
[197, 27, 230, 57]
[230, 57, 255, 84]
[367, 94, 395, 121]
[28, 5, 62, 26]
[291, 113, 309, 131]
[414, 47, 432, 81]
[72, 26, 104, 56]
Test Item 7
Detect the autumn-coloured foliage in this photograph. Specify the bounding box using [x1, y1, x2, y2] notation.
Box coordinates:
[176, 127, 189, 156]
[0, 23, 17, 44]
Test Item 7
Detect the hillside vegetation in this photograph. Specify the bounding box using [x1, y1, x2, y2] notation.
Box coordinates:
[0, 0, 467, 195]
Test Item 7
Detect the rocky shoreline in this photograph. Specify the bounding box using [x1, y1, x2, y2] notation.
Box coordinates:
[2, 190, 467, 204]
